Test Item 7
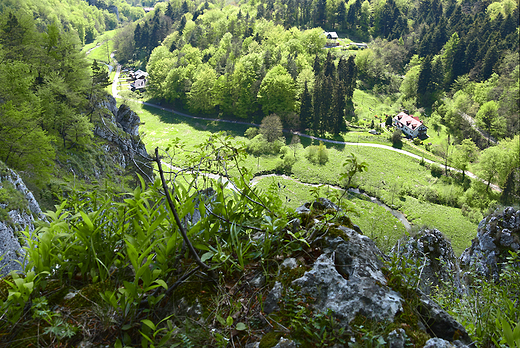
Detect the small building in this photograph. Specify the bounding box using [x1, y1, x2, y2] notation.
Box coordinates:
[324, 31, 339, 46]
[129, 70, 148, 90]
[130, 78, 147, 90]
[130, 69, 148, 80]
[349, 42, 368, 49]
[393, 112, 428, 139]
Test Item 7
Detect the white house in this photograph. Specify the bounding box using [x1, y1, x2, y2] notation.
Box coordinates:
[393, 112, 428, 139]
[324, 32, 339, 46]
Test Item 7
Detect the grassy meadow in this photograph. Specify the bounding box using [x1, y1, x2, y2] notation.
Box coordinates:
[129, 100, 479, 255]
[82, 30, 117, 65]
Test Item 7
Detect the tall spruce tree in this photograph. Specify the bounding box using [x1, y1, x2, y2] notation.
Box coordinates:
[300, 82, 313, 130]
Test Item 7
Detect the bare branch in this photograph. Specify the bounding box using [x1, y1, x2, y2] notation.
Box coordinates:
[154, 147, 210, 271]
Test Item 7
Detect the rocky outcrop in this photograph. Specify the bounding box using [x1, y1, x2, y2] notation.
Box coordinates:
[0, 163, 44, 275]
[460, 207, 520, 281]
[260, 199, 472, 346]
[94, 95, 149, 171]
[393, 228, 462, 294]
[292, 232, 402, 324]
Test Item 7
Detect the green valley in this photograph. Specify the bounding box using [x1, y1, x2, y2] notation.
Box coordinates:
[0, 0, 519, 347]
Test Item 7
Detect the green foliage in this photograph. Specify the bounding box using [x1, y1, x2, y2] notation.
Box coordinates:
[0, 181, 28, 213]
[391, 130, 403, 147]
[0, 10, 101, 184]
[306, 141, 329, 165]
[260, 114, 284, 143]
[340, 153, 368, 189]
[244, 127, 259, 139]
[272, 287, 349, 346]
[434, 251, 520, 347]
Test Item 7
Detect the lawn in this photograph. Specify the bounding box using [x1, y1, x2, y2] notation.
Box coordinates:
[83, 29, 118, 65]
[352, 89, 400, 127]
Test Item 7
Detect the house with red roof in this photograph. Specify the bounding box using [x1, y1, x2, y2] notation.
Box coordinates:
[393, 112, 428, 139]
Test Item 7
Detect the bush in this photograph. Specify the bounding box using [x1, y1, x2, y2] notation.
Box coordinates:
[277, 146, 296, 173]
[306, 141, 328, 165]
[391, 130, 403, 147]
[248, 134, 284, 155]
[248, 134, 269, 156]
[430, 164, 443, 178]
[244, 127, 259, 139]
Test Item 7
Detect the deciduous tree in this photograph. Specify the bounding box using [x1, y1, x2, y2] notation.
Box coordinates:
[260, 114, 284, 143]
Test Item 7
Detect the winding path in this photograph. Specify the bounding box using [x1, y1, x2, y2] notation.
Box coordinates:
[111, 64, 501, 192]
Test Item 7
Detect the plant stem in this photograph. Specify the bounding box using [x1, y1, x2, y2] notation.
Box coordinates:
[154, 147, 210, 271]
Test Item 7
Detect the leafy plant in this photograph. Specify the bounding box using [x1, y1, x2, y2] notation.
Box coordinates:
[3, 270, 39, 322]
[140, 315, 176, 348]
[433, 251, 520, 346]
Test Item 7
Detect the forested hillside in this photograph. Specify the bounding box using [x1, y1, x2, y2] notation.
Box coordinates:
[0, 1, 149, 206]
[125, 0, 518, 138]
[115, 0, 518, 207]
[0, 0, 519, 347]
[0, 0, 145, 44]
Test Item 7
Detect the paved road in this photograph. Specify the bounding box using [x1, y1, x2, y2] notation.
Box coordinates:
[111, 65, 501, 192]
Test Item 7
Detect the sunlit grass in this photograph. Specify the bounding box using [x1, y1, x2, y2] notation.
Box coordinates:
[252, 175, 408, 253]
[132, 99, 478, 255]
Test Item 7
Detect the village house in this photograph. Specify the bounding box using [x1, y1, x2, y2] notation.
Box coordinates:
[324, 31, 339, 46]
[129, 69, 148, 91]
[393, 112, 428, 139]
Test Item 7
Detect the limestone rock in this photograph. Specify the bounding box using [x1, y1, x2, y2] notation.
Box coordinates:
[393, 228, 462, 294]
[423, 337, 470, 348]
[460, 207, 520, 280]
[292, 229, 403, 325]
[264, 281, 282, 314]
[116, 104, 141, 137]
[272, 338, 296, 348]
[387, 328, 408, 348]
[0, 165, 44, 275]
[93, 96, 149, 171]
[261, 223, 471, 345]
[417, 294, 471, 343]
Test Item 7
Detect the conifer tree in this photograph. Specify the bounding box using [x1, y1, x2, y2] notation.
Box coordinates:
[299, 82, 313, 130]
[324, 51, 336, 78]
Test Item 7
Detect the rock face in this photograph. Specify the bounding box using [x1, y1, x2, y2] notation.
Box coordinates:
[261, 199, 472, 346]
[461, 207, 520, 280]
[93, 95, 149, 171]
[393, 228, 462, 294]
[0, 164, 44, 275]
[292, 232, 403, 325]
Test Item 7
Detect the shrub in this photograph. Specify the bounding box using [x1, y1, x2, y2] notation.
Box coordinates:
[244, 127, 259, 139]
[248, 134, 269, 156]
[277, 146, 296, 174]
[391, 130, 402, 147]
[306, 141, 328, 165]
[430, 164, 443, 178]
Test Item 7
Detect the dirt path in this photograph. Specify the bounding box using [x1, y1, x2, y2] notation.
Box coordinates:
[460, 112, 497, 145]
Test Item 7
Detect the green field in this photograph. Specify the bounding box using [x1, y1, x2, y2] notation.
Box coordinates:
[83, 29, 117, 65]
[252, 175, 408, 253]
[130, 101, 479, 255]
